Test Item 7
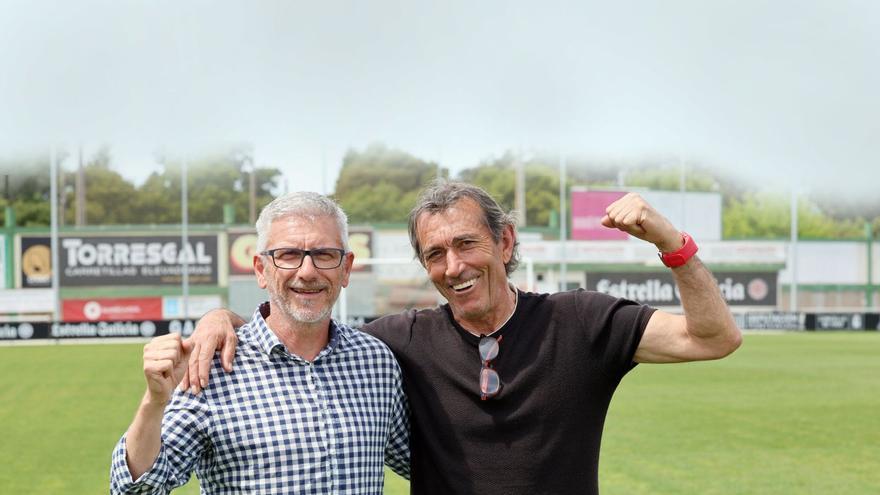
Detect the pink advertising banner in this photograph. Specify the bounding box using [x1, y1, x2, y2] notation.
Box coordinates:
[571, 190, 628, 240]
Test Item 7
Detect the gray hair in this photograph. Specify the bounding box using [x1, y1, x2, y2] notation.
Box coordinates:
[255, 191, 349, 252]
[407, 180, 520, 275]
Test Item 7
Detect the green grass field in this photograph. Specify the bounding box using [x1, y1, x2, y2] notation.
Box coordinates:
[1, 333, 877, 494]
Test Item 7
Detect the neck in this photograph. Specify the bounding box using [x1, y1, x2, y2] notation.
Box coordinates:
[457, 284, 517, 336]
[265, 314, 331, 361]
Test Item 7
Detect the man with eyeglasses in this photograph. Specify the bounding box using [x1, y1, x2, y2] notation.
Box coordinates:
[110, 192, 410, 494]
[184, 180, 741, 494]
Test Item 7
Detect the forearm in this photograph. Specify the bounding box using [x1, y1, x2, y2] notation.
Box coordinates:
[206, 308, 246, 328]
[603, 195, 742, 362]
[124, 391, 168, 480]
[672, 257, 740, 346]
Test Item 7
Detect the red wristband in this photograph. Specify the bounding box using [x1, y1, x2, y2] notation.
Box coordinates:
[658, 232, 698, 268]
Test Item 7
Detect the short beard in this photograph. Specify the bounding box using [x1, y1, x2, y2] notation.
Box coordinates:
[269, 291, 333, 325]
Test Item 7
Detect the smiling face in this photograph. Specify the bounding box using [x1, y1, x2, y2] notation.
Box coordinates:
[254, 214, 353, 329]
[415, 197, 516, 333]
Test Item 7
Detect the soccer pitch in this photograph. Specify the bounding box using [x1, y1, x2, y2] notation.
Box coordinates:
[0, 333, 877, 494]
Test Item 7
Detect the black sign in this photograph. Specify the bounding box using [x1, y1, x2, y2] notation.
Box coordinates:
[804, 313, 880, 331]
[0, 319, 197, 341]
[22, 235, 219, 287]
[734, 312, 802, 330]
[21, 237, 53, 288]
[587, 271, 777, 306]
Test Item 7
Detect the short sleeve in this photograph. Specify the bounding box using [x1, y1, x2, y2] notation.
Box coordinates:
[572, 290, 656, 379]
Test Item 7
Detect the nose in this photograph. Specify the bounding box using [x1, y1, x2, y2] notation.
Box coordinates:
[296, 254, 320, 280]
[443, 249, 464, 279]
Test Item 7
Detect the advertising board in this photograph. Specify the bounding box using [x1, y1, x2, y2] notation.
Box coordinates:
[0, 319, 197, 341]
[570, 189, 722, 241]
[0, 288, 54, 314]
[228, 229, 373, 276]
[587, 271, 777, 306]
[21, 235, 218, 287]
[21, 236, 52, 288]
[804, 312, 879, 331]
[571, 190, 629, 240]
[62, 297, 163, 322]
[734, 312, 802, 330]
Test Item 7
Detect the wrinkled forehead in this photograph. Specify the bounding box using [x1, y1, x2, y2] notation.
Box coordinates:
[267, 213, 344, 247]
[416, 198, 492, 245]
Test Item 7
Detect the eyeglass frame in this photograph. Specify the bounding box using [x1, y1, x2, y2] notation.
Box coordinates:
[259, 247, 348, 270]
[478, 334, 503, 400]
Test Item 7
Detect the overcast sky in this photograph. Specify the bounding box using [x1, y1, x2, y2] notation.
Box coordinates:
[1, 0, 877, 197]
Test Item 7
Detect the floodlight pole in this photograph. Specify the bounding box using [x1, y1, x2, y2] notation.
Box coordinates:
[3, 175, 13, 290]
[76, 145, 86, 226]
[515, 154, 526, 227]
[249, 161, 256, 225]
[679, 156, 687, 232]
[181, 158, 189, 320]
[50, 147, 61, 321]
[559, 153, 567, 292]
[789, 188, 798, 312]
[866, 222, 874, 309]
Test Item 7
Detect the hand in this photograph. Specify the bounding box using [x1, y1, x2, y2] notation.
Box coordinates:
[142, 333, 193, 405]
[601, 193, 683, 252]
[180, 309, 243, 394]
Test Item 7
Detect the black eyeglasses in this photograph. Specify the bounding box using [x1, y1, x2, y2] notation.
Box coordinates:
[479, 335, 503, 400]
[260, 247, 347, 270]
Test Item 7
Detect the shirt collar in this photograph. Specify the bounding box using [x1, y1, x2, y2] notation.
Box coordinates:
[245, 301, 345, 361]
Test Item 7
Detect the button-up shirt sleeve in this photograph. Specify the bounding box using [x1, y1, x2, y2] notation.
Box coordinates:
[110, 392, 212, 494]
[383, 362, 411, 480]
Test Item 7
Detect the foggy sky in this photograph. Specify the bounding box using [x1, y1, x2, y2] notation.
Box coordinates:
[1, 0, 878, 197]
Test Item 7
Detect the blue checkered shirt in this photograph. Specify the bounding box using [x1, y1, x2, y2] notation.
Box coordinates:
[110, 304, 410, 494]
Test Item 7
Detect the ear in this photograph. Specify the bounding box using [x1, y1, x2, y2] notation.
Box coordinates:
[254, 254, 269, 289]
[340, 251, 355, 288]
[500, 224, 516, 265]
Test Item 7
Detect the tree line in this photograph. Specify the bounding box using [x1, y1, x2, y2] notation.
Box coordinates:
[1, 143, 876, 240]
[1, 146, 279, 227]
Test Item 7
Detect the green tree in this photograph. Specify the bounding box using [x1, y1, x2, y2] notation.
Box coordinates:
[138, 148, 280, 225]
[723, 192, 865, 239]
[0, 146, 282, 226]
[458, 154, 516, 212]
[2, 148, 144, 226]
[0, 154, 53, 226]
[334, 143, 445, 224]
[76, 147, 140, 224]
[3, 145, 877, 240]
[810, 192, 880, 239]
[459, 152, 563, 227]
[622, 165, 719, 192]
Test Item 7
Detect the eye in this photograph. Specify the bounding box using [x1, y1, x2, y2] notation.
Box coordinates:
[275, 248, 303, 261]
[459, 239, 477, 249]
[312, 249, 336, 262]
[424, 250, 443, 263]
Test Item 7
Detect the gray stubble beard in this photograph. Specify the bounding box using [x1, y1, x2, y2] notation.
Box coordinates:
[269, 289, 333, 325]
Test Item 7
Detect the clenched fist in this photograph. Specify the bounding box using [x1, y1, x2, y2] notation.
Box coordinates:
[142, 333, 193, 405]
[601, 193, 683, 252]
